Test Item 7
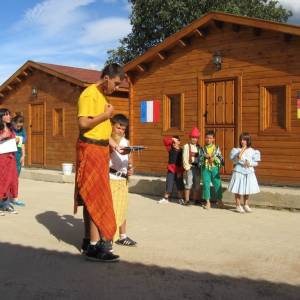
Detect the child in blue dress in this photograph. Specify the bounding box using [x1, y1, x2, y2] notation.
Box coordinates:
[11, 114, 26, 206]
[228, 132, 261, 213]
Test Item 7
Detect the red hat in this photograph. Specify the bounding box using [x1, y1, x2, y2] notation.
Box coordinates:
[190, 127, 200, 138]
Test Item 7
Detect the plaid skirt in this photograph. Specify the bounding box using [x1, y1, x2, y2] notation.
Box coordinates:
[74, 140, 116, 241]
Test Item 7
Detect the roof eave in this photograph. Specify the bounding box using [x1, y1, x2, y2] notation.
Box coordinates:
[124, 11, 300, 73]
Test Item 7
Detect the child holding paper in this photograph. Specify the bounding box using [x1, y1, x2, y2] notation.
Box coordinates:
[0, 108, 18, 214]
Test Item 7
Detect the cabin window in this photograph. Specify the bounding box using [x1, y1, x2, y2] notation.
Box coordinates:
[52, 108, 64, 136]
[163, 93, 184, 132]
[260, 85, 291, 133]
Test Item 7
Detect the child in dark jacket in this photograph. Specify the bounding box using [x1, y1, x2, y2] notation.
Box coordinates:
[158, 136, 184, 204]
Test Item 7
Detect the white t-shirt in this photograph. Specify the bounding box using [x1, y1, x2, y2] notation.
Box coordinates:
[109, 137, 129, 179]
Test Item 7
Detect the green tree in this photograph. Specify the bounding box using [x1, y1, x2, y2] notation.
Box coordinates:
[106, 0, 292, 65]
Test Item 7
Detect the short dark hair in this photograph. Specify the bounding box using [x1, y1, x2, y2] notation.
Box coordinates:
[111, 114, 129, 128]
[0, 108, 11, 130]
[205, 130, 215, 137]
[239, 132, 252, 147]
[12, 114, 24, 124]
[172, 135, 180, 141]
[101, 63, 125, 80]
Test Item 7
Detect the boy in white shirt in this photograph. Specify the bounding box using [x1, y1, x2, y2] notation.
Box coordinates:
[109, 114, 137, 246]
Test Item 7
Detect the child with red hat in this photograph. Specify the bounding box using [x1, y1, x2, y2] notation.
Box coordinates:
[182, 127, 201, 205]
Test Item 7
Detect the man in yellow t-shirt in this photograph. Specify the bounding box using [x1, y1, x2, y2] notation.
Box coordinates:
[75, 63, 125, 262]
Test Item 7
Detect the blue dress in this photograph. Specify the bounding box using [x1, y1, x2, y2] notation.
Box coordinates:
[228, 147, 260, 195]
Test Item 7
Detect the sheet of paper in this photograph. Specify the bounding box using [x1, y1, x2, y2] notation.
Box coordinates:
[0, 138, 18, 154]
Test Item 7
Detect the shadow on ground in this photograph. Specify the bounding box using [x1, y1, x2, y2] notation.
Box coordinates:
[36, 211, 84, 251]
[0, 242, 299, 300]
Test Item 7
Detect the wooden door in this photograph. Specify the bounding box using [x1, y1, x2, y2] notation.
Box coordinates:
[204, 79, 236, 175]
[29, 103, 45, 166]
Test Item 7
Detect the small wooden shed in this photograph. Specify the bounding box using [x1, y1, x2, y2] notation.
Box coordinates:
[0, 60, 129, 169]
[125, 12, 300, 186]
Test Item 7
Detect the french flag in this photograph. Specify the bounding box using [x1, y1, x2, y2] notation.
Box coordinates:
[140, 100, 160, 123]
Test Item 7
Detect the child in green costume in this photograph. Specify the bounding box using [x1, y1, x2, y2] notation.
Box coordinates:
[199, 130, 224, 209]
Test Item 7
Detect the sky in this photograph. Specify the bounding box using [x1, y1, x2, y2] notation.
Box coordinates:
[0, 0, 300, 84]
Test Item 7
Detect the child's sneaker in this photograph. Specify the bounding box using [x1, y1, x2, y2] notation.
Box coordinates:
[2, 200, 18, 214]
[244, 205, 252, 213]
[115, 237, 137, 247]
[236, 205, 245, 213]
[158, 198, 169, 204]
[10, 199, 25, 206]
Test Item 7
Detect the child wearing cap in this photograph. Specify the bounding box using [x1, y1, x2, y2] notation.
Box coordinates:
[182, 127, 201, 205]
[158, 136, 184, 204]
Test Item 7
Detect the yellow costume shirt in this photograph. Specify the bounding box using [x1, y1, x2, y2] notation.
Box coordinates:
[78, 84, 112, 140]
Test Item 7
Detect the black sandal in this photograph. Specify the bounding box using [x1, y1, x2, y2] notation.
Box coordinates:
[115, 237, 137, 247]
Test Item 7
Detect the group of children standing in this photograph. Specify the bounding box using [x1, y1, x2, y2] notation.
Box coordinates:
[0, 108, 26, 215]
[159, 127, 261, 213]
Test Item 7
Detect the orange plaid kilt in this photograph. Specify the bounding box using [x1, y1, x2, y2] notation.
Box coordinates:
[74, 140, 116, 241]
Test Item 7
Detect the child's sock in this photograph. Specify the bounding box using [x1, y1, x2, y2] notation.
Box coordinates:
[120, 233, 127, 240]
[90, 240, 98, 246]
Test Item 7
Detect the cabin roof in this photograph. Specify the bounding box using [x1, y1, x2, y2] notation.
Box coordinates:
[124, 11, 300, 73]
[0, 60, 129, 98]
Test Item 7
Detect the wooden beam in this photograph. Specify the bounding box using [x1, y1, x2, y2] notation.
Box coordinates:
[157, 52, 166, 60]
[23, 71, 28, 76]
[137, 64, 146, 72]
[194, 28, 205, 38]
[7, 85, 12, 91]
[15, 76, 22, 83]
[0, 93, 4, 98]
[178, 39, 187, 47]
[232, 24, 240, 32]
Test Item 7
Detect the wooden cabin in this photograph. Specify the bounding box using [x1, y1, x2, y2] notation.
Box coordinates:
[0, 60, 129, 169]
[125, 12, 300, 186]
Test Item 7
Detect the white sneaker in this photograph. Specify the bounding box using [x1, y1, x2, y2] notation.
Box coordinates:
[236, 205, 245, 213]
[244, 205, 252, 213]
[158, 198, 169, 204]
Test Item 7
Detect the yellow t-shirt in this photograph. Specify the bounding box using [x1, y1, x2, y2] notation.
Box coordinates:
[78, 84, 112, 140]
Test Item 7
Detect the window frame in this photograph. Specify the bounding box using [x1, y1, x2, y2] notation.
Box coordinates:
[162, 93, 184, 134]
[259, 83, 291, 135]
[52, 108, 65, 137]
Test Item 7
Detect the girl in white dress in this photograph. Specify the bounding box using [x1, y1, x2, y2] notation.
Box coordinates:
[228, 133, 261, 213]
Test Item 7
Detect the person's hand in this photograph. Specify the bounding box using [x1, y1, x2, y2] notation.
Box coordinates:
[16, 137, 20, 144]
[205, 154, 210, 159]
[115, 145, 125, 154]
[105, 104, 114, 118]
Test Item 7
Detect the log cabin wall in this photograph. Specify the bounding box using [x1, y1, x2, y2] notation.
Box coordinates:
[130, 24, 300, 186]
[0, 70, 129, 169]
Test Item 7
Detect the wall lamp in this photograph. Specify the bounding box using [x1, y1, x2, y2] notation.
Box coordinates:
[213, 52, 222, 71]
[32, 86, 38, 96]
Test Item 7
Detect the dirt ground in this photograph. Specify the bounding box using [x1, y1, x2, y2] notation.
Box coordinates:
[0, 179, 299, 300]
